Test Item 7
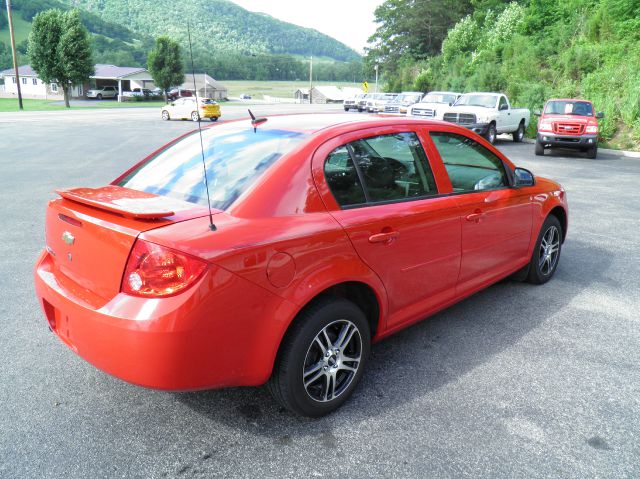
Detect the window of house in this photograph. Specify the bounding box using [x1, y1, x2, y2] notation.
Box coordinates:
[21, 77, 26, 85]
[51, 83, 58, 92]
[430, 132, 508, 192]
[32, 78, 37, 85]
[12, 77, 16, 84]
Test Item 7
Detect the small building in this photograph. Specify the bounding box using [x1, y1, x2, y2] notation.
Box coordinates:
[294, 88, 310, 103]
[0, 64, 156, 101]
[0, 65, 84, 99]
[178, 74, 228, 100]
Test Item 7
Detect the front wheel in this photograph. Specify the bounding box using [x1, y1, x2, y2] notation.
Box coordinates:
[527, 215, 562, 284]
[485, 123, 497, 144]
[513, 122, 525, 142]
[587, 145, 598, 159]
[210, 117, 219, 122]
[161, 110, 170, 121]
[191, 111, 199, 122]
[97, 94, 103, 100]
[535, 139, 545, 156]
[268, 298, 370, 417]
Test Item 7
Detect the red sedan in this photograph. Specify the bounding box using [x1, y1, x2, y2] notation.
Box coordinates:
[34, 114, 568, 417]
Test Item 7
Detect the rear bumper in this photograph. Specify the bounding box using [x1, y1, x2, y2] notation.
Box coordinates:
[34, 251, 297, 391]
[537, 132, 598, 148]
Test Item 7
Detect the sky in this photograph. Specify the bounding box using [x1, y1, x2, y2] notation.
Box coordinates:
[229, 0, 385, 53]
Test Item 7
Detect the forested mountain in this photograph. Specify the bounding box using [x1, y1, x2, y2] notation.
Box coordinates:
[366, 0, 640, 148]
[1, 0, 362, 81]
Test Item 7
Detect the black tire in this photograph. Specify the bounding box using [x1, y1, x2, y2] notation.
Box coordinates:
[97, 94, 102, 100]
[485, 123, 497, 144]
[513, 121, 525, 142]
[535, 139, 545, 156]
[587, 145, 598, 159]
[268, 298, 371, 417]
[344, 107, 349, 111]
[210, 117, 218, 122]
[526, 215, 562, 285]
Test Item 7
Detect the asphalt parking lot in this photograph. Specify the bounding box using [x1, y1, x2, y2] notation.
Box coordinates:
[1, 105, 639, 478]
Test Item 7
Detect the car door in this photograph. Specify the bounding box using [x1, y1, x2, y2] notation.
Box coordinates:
[496, 95, 512, 133]
[312, 127, 462, 330]
[428, 130, 532, 296]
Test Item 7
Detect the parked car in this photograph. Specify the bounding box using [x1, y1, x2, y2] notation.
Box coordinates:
[343, 93, 365, 111]
[383, 92, 424, 114]
[407, 91, 461, 118]
[239, 93, 252, 100]
[366, 93, 398, 113]
[161, 97, 221, 122]
[440, 93, 531, 144]
[34, 114, 567, 417]
[122, 88, 152, 99]
[167, 88, 193, 101]
[357, 93, 373, 112]
[535, 99, 603, 158]
[86, 86, 118, 100]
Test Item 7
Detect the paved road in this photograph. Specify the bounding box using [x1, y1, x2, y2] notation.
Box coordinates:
[1, 108, 639, 478]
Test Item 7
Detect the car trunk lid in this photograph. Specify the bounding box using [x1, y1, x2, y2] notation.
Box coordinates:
[45, 186, 214, 306]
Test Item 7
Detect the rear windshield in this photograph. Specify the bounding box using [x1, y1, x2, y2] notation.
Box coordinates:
[118, 125, 308, 210]
[544, 101, 593, 116]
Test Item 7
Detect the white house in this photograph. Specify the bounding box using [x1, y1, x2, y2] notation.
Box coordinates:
[0, 64, 157, 101]
[178, 73, 228, 100]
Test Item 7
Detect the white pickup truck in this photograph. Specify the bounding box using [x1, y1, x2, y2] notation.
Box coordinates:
[439, 92, 530, 144]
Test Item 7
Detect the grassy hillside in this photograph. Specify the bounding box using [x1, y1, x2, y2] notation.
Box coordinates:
[371, 0, 640, 150]
[63, 0, 359, 62]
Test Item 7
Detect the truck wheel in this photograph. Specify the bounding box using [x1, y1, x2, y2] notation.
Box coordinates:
[535, 139, 544, 156]
[485, 123, 497, 144]
[268, 298, 370, 417]
[587, 145, 598, 159]
[513, 121, 525, 142]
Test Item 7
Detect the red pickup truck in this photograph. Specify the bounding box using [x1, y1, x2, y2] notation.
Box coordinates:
[535, 99, 604, 158]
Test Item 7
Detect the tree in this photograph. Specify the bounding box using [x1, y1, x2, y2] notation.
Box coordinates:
[147, 36, 184, 102]
[27, 9, 93, 108]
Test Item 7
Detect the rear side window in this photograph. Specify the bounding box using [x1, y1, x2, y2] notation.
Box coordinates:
[324, 132, 438, 207]
[430, 132, 508, 192]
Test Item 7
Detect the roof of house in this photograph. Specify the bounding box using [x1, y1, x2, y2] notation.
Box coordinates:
[0, 65, 37, 77]
[92, 64, 148, 79]
[178, 73, 227, 92]
[311, 85, 346, 100]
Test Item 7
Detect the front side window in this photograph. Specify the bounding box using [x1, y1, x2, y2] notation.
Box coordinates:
[430, 132, 508, 192]
[324, 132, 438, 207]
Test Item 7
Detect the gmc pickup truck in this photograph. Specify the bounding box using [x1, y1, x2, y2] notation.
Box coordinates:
[440, 93, 530, 144]
[535, 98, 603, 159]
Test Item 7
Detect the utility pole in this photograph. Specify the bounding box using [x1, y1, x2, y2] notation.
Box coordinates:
[309, 56, 313, 104]
[374, 64, 379, 94]
[5, 0, 23, 110]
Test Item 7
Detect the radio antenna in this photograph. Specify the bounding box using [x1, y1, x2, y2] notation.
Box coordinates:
[187, 21, 216, 231]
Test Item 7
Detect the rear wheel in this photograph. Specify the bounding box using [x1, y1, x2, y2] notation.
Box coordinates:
[268, 298, 370, 417]
[527, 215, 562, 284]
[344, 107, 349, 111]
[210, 117, 219, 122]
[513, 121, 525, 142]
[97, 94, 103, 100]
[191, 111, 199, 122]
[535, 139, 545, 156]
[485, 123, 497, 144]
[587, 144, 598, 159]
[161, 110, 170, 121]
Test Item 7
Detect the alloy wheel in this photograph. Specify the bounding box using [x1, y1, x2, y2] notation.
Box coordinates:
[538, 225, 560, 275]
[302, 320, 362, 403]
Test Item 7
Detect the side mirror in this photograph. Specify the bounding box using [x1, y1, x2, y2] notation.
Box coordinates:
[596, 112, 604, 119]
[534, 110, 541, 116]
[499, 104, 509, 111]
[514, 167, 535, 187]
[170, 102, 175, 106]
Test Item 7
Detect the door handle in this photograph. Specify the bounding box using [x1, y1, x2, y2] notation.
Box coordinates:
[465, 209, 484, 223]
[368, 230, 400, 244]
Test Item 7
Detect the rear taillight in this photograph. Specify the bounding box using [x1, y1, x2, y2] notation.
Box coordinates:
[122, 239, 207, 297]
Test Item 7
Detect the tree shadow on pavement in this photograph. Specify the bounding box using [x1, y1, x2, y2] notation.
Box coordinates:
[177, 238, 612, 440]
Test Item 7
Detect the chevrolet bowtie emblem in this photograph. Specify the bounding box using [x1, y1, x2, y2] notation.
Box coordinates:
[62, 231, 75, 246]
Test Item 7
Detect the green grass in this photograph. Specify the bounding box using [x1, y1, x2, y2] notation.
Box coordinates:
[0, 98, 166, 112]
[222, 80, 361, 99]
[0, 14, 32, 46]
